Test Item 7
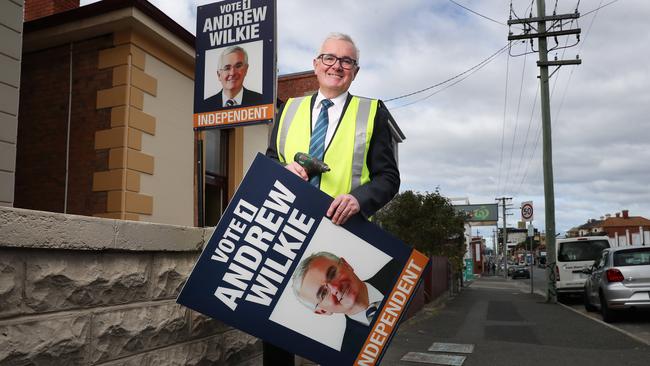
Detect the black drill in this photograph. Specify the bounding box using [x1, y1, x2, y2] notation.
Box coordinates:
[294, 152, 330, 178]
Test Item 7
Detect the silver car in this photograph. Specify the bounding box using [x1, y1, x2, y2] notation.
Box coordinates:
[583, 246, 650, 322]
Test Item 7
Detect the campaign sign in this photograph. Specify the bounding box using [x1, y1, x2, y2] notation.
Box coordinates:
[177, 154, 429, 366]
[193, 0, 276, 130]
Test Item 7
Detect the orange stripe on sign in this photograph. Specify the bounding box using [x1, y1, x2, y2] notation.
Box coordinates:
[194, 104, 274, 128]
[354, 250, 429, 366]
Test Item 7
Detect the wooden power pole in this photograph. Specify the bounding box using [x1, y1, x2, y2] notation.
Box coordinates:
[507, 0, 581, 303]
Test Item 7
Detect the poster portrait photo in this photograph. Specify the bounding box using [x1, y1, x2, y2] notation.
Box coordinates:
[269, 219, 399, 352]
[203, 40, 264, 110]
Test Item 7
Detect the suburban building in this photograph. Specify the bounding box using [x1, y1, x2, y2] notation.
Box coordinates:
[602, 210, 650, 246]
[565, 211, 649, 246]
[0, 0, 24, 207]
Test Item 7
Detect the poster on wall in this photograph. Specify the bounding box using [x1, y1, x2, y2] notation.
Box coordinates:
[193, 0, 276, 130]
[177, 154, 429, 366]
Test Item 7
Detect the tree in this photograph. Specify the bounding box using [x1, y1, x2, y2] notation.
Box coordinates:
[375, 190, 467, 271]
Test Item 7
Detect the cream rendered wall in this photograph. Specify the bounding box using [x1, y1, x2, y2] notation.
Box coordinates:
[140, 55, 194, 226]
[0, 0, 23, 207]
[242, 123, 272, 175]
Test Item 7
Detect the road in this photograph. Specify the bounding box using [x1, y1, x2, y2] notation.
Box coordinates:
[505, 265, 650, 346]
[382, 274, 650, 366]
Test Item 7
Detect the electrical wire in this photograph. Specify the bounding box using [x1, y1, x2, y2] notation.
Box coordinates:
[390, 47, 508, 110]
[497, 42, 512, 197]
[504, 51, 528, 194]
[513, 84, 539, 195]
[448, 0, 507, 26]
[551, 0, 604, 132]
[384, 43, 510, 103]
[582, 0, 620, 16]
[519, 0, 607, 189]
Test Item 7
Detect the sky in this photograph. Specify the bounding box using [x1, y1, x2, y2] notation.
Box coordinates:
[82, 0, 650, 236]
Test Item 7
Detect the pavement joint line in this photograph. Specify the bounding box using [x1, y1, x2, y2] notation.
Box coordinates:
[400, 352, 466, 365]
[556, 300, 650, 347]
[427, 342, 474, 354]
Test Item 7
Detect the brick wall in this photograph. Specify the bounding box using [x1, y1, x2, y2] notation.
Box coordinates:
[277, 71, 319, 102]
[15, 35, 113, 216]
[69, 37, 113, 216]
[0, 206, 262, 365]
[15, 44, 71, 212]
[25, 0, 79, 21]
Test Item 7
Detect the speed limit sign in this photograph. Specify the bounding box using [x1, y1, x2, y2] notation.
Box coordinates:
[521, 201, 533, 221]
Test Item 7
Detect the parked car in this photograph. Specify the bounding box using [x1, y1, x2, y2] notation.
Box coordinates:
[583, 246, 650, 322]
[511, 265, 531, 279]
[556, 236, 610, 300]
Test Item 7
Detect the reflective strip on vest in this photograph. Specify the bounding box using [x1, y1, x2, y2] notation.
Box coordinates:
[351, 98, 372, 189]
[277, 95, 377, 197]
[277, 96, 307, 163]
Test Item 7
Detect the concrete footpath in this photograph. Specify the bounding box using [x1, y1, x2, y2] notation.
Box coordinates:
[380, 275, 650, 366]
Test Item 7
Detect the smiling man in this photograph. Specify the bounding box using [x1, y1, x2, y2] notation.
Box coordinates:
[291, 252, 401, 354]
[205, 45, 263, 108]
[292, 252, 399, 323]
[264, 32, 400, 365]
[266, 32, 399, 226]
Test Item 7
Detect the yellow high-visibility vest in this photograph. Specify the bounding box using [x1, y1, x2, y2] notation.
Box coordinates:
[276, 95, 378, 197]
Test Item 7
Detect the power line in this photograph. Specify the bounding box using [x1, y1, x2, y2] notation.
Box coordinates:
[497, 43, 512, 197]
[384, 43, 510, 103]
[582, 0, 620, 17]
[390, 50, 506, 110]
[448, 0, 507, 26]
[513, 83, 539, 195]
[521, 0, 606, 188]
[504, 51, 528, 194]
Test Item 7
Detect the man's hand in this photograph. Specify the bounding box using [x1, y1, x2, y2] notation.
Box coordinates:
[284, 161, 308, 181]
[327, 194, 360, 225]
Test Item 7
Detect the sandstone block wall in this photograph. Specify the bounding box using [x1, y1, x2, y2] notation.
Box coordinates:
[0, 206, 261, 365]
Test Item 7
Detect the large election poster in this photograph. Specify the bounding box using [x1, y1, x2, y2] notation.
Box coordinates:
[177, 154, 429, 366]
[193, 0, 276, 130]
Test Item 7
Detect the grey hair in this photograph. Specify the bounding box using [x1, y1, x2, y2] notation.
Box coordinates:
[291, 251, 340, 310]
[219, 45, 248, 68]
[319, 32, 360, 66]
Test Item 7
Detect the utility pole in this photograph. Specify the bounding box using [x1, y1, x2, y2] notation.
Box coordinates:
[496, 197, 512, 278]
[507, 0, 581, 303]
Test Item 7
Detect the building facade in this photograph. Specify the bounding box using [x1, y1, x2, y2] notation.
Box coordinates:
[0, 0, 24, 207]
[12, 0, 405, 227]
[602, 210, 650, 246]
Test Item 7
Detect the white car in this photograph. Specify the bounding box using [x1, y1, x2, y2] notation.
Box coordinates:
[555, 236, 610, 300]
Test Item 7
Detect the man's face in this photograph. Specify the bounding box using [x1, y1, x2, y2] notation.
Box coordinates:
[313, 39, 359, 98]
[217, 50, 248, 98]
[298, 257, 364, 315]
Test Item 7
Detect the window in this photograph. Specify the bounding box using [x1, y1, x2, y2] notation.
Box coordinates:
[614, 248, 650, 266]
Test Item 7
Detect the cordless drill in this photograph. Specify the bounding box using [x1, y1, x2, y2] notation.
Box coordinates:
[294, 152, 330, 178]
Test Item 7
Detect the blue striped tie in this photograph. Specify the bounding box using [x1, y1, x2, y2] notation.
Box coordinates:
[309, 99, 334, 186]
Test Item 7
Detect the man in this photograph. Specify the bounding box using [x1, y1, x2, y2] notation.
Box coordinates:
[266, 32, 399, 226]
[292, 252, 401, 352]
[264, 32, 400, 364]
[292, 252, 399, 323]
[204, 45, 263, 108]
[291, 251, 401, 354]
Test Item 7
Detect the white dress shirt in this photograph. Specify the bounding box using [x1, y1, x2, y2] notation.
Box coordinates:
[222, 88, 244, 107]
[348, 282, 384, 326]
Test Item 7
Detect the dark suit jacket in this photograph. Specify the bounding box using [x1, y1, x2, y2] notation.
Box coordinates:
[204, 87, 265, 110]
[340, 259, 402, 356]
[265, 93, 400, 217]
